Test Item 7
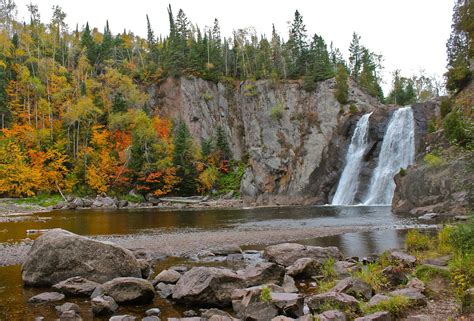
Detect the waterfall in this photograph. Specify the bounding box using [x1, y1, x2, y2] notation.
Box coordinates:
[331, 112, 372, 205]
[364, 106, 415, 205]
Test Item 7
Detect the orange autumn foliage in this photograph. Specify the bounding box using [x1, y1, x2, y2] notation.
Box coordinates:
[136, 167, 179, 196]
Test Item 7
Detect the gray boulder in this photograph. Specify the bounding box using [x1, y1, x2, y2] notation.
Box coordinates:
[286, 258, 321, 278]
[91, 295, 118, 316]
[264, 243, 342, 267]
[28, 292, 65, 304]
[389, 288, 427, 306]
[306, 292, 359, 314]
[142, 317, 161, 321]
[367, 294, 390, 307]
[282, 275, 298, 293]
[231, 284, 285, 313]
[59, 310, 82, 321]
[330, 277, 373, 301]
[55, 302, 81, 314]
[153, 269, 182, 284]
[270, 292, 304, 317]
[155, 282, 175, 298]
[388, 250, 416, 267]
[137, 259, 152, 279]
[145, 308, 162, 316]
[22, 229, 141, 286]
[53, 276, 100, 297]
[172, 267, 245, 307]
[315, 310, 347, 321]
[109, 316, 136, 321]
[238, 262, 285, 287]
[102, 277, 155, 304]
[238, 302, 278, 321]
[355, 311, 391, 321]
[334, 261, 360, 279]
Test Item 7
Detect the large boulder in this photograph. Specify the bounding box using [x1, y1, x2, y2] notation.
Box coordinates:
[91, 295, 118, 316]
[231, 284, 285, 313]
[172, 267, 245, 307]
[315, 310, 347, 321]
[53, 276, 100, 297]
[101, 277, 155, 304]
[238, 262, 286, 287]
[264, 243, 342, 267]
[388, 288, 427, 306]
[286, 258, 321, 278]
[22, 229, 141, 286]
[270, 292, 304, 317]
[153, 269, 182, 284]
[306, 292, 360, 314]
[355, 311, 391, 321]
[28, 292, 65, 303]
[238, 302, 279, 321]
[330, 277, 373, 301]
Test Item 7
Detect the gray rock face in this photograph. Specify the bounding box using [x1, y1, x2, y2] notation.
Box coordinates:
[172, 267, 245, 307]
[91, 295, 118, 316]
[286, 258, 321, 278]
[22, 229, 142, 286]
[355, 311, 391, 321]
[330, 277, 373, 301]
[306, 292, 359, 314]
[53, 276, 100, 297]
[153, 269, 182, 284]
[101, 277, 155, 304]
[28, 292, 65, 303]
[238, 262, 286, 287]
[264, 243, 342, 267]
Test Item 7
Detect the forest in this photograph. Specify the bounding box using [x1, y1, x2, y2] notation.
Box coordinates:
[0, 0, 471, 198]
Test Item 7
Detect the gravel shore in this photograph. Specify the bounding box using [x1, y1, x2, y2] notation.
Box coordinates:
[0, 225, 372, 266]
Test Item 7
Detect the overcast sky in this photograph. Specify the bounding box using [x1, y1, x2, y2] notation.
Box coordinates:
[14, 0, 453, 92]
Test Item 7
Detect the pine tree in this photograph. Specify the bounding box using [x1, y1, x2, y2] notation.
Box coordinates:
[81, 22, 97, 66]
[173, 121, 198, 195]
[359, 48, 384, 101]
[308, 34, 334, 81]
[214, 125, 232, 160]
[335, 63, 349, 104]
[271, 24, 284, 78]
[348, 32, 362, 80]
[99, 20, 113, 64]
[286, 10, 308, 78]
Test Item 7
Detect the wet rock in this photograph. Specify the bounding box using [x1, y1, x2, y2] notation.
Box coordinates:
[389, 288, 427, 306]
[138, 259, 152, 279]
[388, 250, 416, 267]
[419, 213, 438, 220]
[117, 200, 129, 208]
[168, 318, 203, 321]
[286, 258, 321, 278]
[382, 265, 408, 286]
[153, 269, 182, 284]
[272, 317, 295, 321]
[34, 317, 45, 321]
[155, 282, 175, 298]
[59, 310, 82, 321]
[142, 317, 161, 321]
[28, 292, 65, 304]
[264, 243, 342, 267]
[200, 308, 234, 319]
[238, 262, 285, 286]
[183, 310, 198, 317]
[102, 277, 155, 304]
[145, 308, 162, 316]
[91, 295, 118, 316]
[109, 316, 136, 321]
[231, 284, 284, 313]
[172, 267, 245, 307]
[330, 277, 373, 301]
[355, 311, 391, 321]
[315, 310, 347, 321]
[55, 302, 81, 314]
[238, 302, 278, 321]
[306, 292, 359, 313]
[367, 294, 390, 307]
[53, 276, 100, 297]
[270, 292, 304, 317]
[22, 229, 141, 286]
[334, 261, 360, 279]
[407, 278, 425, 292]
[212, 245, 242, 255]
[282, 275, 298, 293]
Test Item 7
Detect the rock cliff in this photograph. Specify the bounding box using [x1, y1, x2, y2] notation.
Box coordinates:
[148, 77, 435, 205]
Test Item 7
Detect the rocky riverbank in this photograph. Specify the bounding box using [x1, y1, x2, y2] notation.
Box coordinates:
[16, 228, 473, 320]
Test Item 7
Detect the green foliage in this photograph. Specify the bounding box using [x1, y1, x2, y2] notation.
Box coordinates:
[354, 263, 389, 291]
[243, 83, 258, 97]
[270, 102, 284, 121]
[449, 215, 474, 256]
[10, 194, 63, 207]
[202, 91, 214, 102]
[334, 63, 349, 104]
[423, 153, 444, 167]
[119, 193, 145, 203]
[415, 264, 451, 284]
[349, 104, 359, 114]
[216, 162, 246, 195]
[427, 119, 437, 133]
[361, 295, 411, 318]
[443, 108, 473, 148]
[406, 229, 432, 252]
[386, 70, 416, 106]
[440, 97, 453, 119]
[321, 258, 337, 280]
[214, 126, 232, 160]
[399, 168, 407, 177]
[260, 286, 272, 303]
[173, 121, 198, 195]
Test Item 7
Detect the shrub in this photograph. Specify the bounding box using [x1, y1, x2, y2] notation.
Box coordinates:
[427, 119, 437, 133]
[270, 102, 284, 121]
[406, 229, 432, 252]
[354, 263, 389, 291]
[399, 168, 407, 177]
[437, 225, 454, 254]
[202, 91, 214, 102]
[362, 295, 411, 318]
[423, 153, 444, 167]
[243, 83, 258, 97]
[440, 97, 452, 119]
[415, 264, 451, 283]
[449, 215, 474, 256]
[443, 109, 472, 147]
[216, 162, 246, 196]
[321, 258, 337, 280]
[260, 286, 271, 302]
[349, 104, 358, 114]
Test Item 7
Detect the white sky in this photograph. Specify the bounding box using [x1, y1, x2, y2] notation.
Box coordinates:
[14, 0, 453, 93]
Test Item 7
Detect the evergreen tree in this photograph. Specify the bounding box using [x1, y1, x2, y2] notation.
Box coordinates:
[173, 121, 198, 195]
[386, 70, 416, 105]
[286, 10, 308, 78]
[359, 48, 384, 101]
[81, 22, 97, 65]
[0, 65, 11, 128]
[348, 32, 362, 80]
[308, 34, 334, 81]
[99, 21, 113, 64]
[335, 63, 349, 104]
[271, 24, 284, 78]
[214, 125, 232, 160]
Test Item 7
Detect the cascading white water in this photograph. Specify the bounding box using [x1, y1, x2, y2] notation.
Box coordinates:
[364, 106, 415, 205]
[331, 112, 372, 205]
